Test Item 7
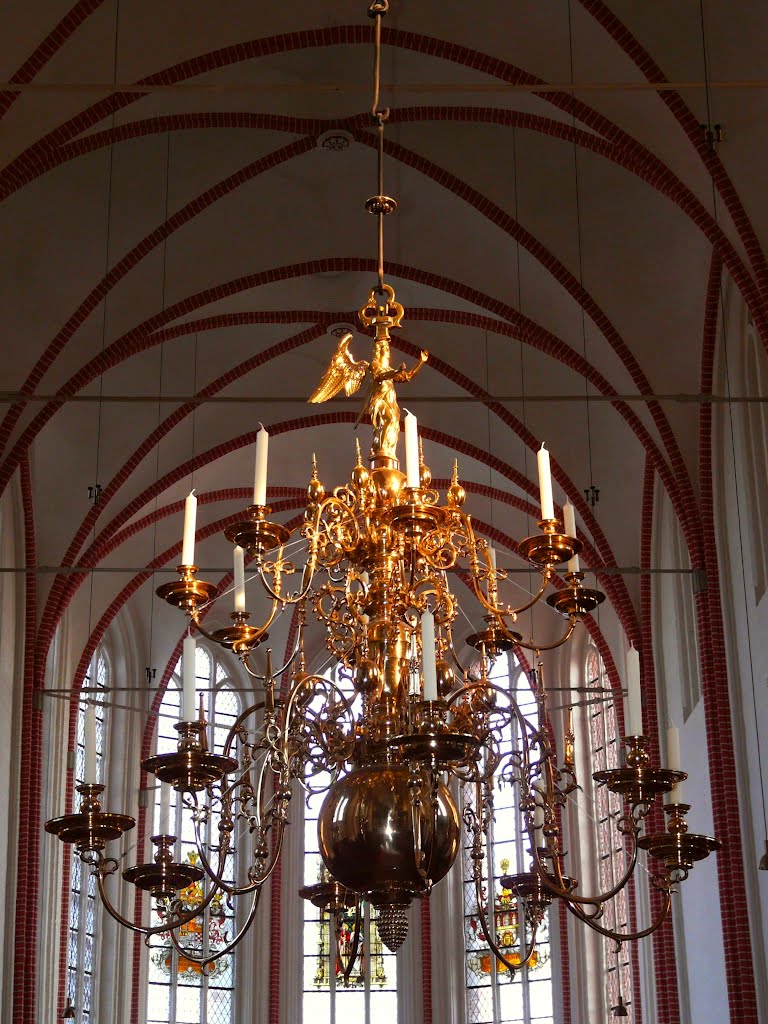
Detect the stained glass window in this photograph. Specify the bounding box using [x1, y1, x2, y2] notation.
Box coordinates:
[66, 650, 108, 1022]
[585, 647, 633, 1019]
[146, 646, 238, 1024]
[302, 666, 398, 1023]
[463, 652, 554, 1024]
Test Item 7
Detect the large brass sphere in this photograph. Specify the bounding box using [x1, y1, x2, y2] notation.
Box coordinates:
[317, 763, 460, 907]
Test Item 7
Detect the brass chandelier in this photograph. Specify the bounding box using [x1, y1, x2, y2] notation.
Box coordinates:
[46, 0, 720, 985]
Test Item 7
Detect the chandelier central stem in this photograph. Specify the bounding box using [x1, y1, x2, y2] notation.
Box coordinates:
[368, 0, 394, 295]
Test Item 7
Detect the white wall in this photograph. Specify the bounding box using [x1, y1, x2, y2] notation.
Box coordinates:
[0, 474, 24, 1022]
[711, 282, 768, 1019]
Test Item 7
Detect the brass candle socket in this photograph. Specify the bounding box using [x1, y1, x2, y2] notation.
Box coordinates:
[517, 519, 581, 567]
[224, 505, 291, 559]
[593, 736, 685, 804]
[546, 571, 606, 618]
[45, 784, 135, 853]
[122, 834, 205, 899]
[156, 565, 219, 613]
[638, 803, 721, 880]
[141, 722, 238, 793]
[210, 609, 268, 653]
[623, 734, 650, 768]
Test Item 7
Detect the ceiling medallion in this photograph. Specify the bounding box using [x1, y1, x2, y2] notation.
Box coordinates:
[328, 322, 357, 338]
[47, 0, 719, 981]
[318, 129, 353, 151]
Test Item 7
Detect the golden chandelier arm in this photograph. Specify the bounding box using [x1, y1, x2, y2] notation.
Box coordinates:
[189, 596, 280, 654]
[513, 618, 578, 653]
[565, 888, 672, 943]
[470, 864, 542, 976]
[91, 853, 224, 939]
[166, 886, 263, 968]
[188, 768, 289, 897]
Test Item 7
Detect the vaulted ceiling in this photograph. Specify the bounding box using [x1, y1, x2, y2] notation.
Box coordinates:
[2, 0, 765, 688]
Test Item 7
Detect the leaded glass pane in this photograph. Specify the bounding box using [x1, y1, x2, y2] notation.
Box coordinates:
[585, 648, 636, 1021]
[67, 653, 108, 1018]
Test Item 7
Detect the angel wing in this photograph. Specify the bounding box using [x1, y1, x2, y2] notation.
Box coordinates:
[308, 333, 369, 404]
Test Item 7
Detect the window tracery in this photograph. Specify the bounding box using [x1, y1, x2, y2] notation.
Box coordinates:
[146, 646, 238, 1024]
[463, 652, 554, 1024]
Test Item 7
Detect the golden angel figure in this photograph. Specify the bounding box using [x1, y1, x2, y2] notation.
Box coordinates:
[309, 332, 427, 463]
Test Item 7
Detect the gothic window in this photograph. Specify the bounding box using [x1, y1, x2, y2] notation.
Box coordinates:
[146, 646, 239, 1024]
[585, 647, 632, 1019]
[302, 666, 398, 1022]
[463, 652, 554, 1024]
[66, 650, 108, 1023]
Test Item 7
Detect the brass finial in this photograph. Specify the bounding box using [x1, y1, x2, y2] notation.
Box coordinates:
[351, 436, 371, 490]
[307, 453, 325, 505]
[418, 436, 432, 488]
[447, 459, 466, 507]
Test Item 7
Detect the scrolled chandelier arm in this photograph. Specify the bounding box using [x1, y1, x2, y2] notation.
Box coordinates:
[469, 856, 543, 976]
[91, 847, 223, 940]
[565, 889, 673, 944]
[165, 887, 263, 967]
[46, 0, 721, 982]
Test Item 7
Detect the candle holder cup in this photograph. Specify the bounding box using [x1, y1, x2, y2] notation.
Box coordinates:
[156, 565, 218, 613]
[638, 803, 721, 881]
[123, 834, 205, 900]
[547, 570, 606, 618]
[517, 520, 581, 568]
[593, 736, 685, 805]
[224, 505, 290, 560]
[45, 784, 135, 854]
[142, 722, 238, 793]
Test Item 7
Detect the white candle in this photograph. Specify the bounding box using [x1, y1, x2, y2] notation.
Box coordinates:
[625, 644, 643, 736]
[253, 424, 269, 506]
[421, 609, 438, 700]
[403, 410, 420, 489]
[666, 724, 684, 803]
[158, 782, 171, 834]
[181, 490, 197, 566]
[233, 545, 246, 611]
[182, 634, 197, 722]
[488, 544, 497, 573]
[563, 501, 581, 573]
[537, 444, 555, 521]
[84, 703, 97, 782]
